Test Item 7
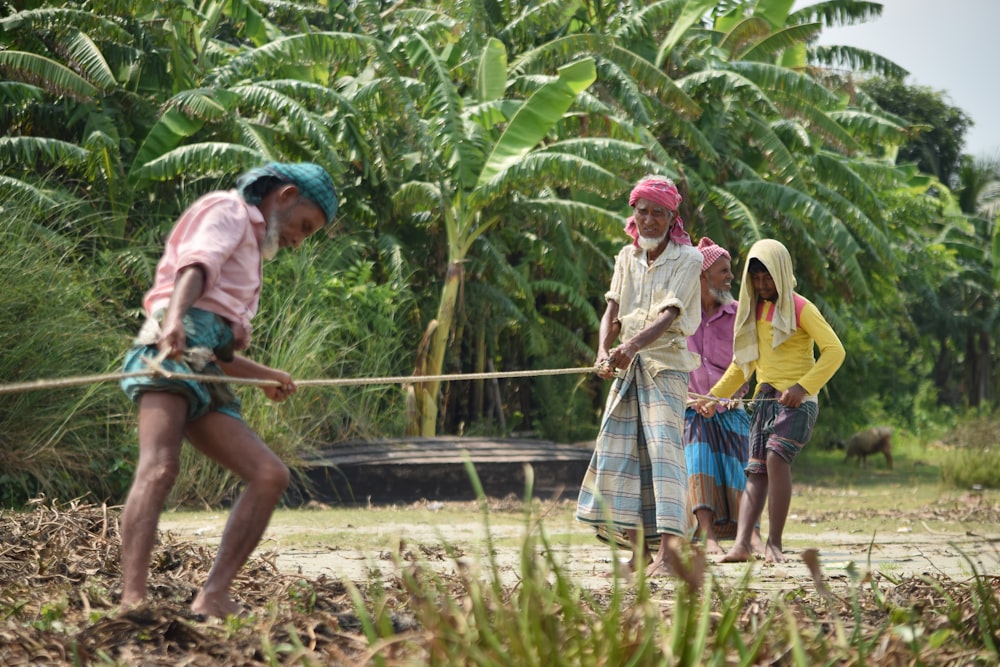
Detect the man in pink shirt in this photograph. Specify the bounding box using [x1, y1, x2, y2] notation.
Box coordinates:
[119, 162, 337, 618]
[684, 238, 751, 555]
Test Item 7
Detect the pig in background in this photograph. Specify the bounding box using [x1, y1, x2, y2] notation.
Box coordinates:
[831, 426, 894, 470]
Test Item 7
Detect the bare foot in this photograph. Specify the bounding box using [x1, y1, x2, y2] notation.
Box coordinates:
[763, 541, 787, 563]
[644, 556, 672, 578]
[751, 530, 766, 557]
[118, 594, 145, 613]
[191, 590, 243, 619]
[703, 537, 724, 555]
[718, 543, 753, 563]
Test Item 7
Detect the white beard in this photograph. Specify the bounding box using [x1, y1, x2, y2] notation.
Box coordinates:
[261, 214, 281, 260]
[637, 233, 667, 251]
[709, 287, 735, 305]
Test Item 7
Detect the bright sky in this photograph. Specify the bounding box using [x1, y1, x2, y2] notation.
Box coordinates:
[797, 0, 1000, 158]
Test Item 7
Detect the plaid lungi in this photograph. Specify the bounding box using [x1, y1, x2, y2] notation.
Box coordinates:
[684, 406, 750, 539]
[576, 357, 689, 539]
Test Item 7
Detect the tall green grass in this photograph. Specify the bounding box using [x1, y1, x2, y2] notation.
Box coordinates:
[0, 200, 134, 506]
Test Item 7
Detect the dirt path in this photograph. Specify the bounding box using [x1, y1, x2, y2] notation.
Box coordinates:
[159, 500, 1000, 594]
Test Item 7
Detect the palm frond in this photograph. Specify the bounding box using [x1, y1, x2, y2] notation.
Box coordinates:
[0, 7, 132, 42]
[787, 0, 884, 28]
[206, 32, 376, 87]
[744, 112, 806, 190]
[391, 181, 444, 215]
[808, 45, 908, 79]
[706, 185, 766, 242]
[130, 142, 264, 182]
[497, 0, 580, 43]
[718, 17, 771, 59]
[728, 60, 840, 107]
[128, 108, 206, 185]
[679, 69, 778, 117]
[828, 110, 908, 150]
[477, 58, 596, 186]
[513, 198, 627, 240]
[0, 50, 99, 100]
[769, 93, 860, 154]
[812, 182, 894, 274]
[63, 30, 117, 90]
[471, 151, 620, 214]
[0, 135, 89, 165]
[737, 23, 822, 62]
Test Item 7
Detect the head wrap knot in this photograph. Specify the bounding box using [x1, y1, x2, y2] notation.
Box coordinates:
[697, 236, 730, 271]
[236, 162, 338, 224]
[623, 176, 691, 247]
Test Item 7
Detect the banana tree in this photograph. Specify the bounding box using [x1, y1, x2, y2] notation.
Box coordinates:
[393, 33, 598, 435]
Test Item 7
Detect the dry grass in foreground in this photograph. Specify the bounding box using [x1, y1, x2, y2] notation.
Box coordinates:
[2, 496, 999, 666]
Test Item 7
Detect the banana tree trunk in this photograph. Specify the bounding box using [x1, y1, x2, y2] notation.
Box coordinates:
[419, 260, 463, 436]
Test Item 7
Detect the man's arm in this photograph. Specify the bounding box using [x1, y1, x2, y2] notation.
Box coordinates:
[159, 265, 205, 360]
[607, 305, 680, 371]
[595, 300, 622, 379]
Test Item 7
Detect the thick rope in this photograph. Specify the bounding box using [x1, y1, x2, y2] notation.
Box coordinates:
[0, 363, 600, 395]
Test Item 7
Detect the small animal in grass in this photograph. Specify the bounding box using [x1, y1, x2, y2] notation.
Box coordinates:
[841, 426, 893, 470]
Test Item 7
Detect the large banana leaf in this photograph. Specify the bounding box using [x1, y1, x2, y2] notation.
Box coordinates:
[475, 58, 596, 187]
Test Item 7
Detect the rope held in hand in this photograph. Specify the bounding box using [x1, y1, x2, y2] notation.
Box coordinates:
[0, 361, 779, 406]
[0, 363, 601, 395]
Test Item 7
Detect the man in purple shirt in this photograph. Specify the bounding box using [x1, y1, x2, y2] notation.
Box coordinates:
[684, 238, 755, 555]
[118, 162, 337, 619]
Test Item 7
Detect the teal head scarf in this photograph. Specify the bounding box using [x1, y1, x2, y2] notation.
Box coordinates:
[236, 162, 338, 224]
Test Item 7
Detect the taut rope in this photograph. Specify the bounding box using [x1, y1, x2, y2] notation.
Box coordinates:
[0, 361, 600, 395]
[0, 357, 769, 407]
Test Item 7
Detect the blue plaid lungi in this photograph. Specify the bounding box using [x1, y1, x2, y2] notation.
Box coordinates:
[577, 357, 689, 539]
[684, 406, 750, 539]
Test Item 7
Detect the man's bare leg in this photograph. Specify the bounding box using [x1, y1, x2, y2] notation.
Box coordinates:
[186, 414, 290, 618]
[693, 508, 723, 554]
[763, 452, 792, 563]
[119, 393, 188, 610]
[720, 473, 768, 563]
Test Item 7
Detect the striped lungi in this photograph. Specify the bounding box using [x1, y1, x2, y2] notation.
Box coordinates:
[684, 406, 750, 539]
[576, 357, 689, 539]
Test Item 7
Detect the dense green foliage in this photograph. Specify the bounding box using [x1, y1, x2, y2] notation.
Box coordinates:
[1, 0, 999, 506]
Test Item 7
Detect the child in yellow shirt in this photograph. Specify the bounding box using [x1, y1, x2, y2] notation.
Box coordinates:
[696, 239, 844, 563]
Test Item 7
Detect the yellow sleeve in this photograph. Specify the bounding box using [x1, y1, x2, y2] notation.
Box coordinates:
[795, 303, 845, 395]
[710, 360, 751, 399]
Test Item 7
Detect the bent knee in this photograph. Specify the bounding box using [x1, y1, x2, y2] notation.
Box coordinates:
[253, 459, 290, 493]
[135, 459, 180, 490]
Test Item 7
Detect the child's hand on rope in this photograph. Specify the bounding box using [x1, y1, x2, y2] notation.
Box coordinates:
[696, 396, 719, 418]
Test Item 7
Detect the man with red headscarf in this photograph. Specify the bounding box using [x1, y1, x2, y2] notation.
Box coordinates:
[577, 175, 702, 577]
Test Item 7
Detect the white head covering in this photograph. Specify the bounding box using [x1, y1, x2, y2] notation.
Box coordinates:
[732, 239, 798, 377]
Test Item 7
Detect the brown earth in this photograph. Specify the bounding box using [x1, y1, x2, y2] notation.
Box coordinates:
[2, 491, 998, 665]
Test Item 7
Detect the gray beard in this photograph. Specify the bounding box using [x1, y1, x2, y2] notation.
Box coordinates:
[637, 232, 667, 251]
[709, 287, 735, 305]
[261, 214, 280, 260]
